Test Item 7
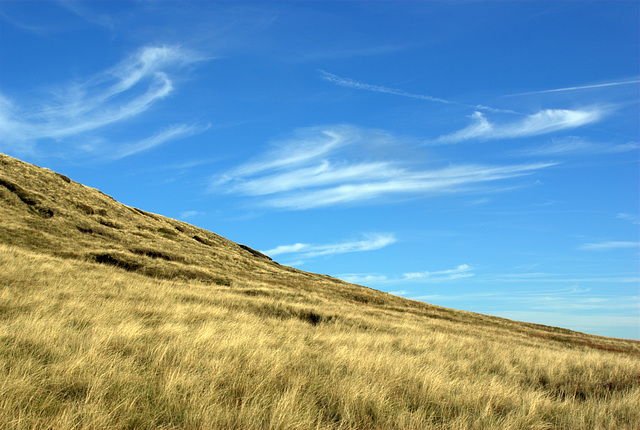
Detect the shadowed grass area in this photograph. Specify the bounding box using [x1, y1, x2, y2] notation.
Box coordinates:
[1, 152, 640, 429]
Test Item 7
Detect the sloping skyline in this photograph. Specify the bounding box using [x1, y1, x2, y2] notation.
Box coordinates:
[1, 1, 638, 338]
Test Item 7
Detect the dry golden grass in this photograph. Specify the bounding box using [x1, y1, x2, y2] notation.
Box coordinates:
[1, 153, 640, 429]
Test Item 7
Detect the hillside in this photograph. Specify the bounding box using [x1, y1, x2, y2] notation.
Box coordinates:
[1, 152, 639, 430]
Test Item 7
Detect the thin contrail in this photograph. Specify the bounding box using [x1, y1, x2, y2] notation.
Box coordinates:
[319, 70, 520, 115]
[504, 79, 640, 97]
[319, 70, 452, 104]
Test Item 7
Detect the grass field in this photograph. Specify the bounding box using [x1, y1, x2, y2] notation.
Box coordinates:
[1, 153, 639, 429]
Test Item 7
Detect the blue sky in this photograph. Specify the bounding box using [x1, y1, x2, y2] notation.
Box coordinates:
[1, 1, 638, 339]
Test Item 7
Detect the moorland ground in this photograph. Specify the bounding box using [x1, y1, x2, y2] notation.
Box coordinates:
[1, 153, 639, 429]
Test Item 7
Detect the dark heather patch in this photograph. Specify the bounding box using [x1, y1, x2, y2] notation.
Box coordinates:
[239, 244, 272, 261]
[94, 253, 143, 272]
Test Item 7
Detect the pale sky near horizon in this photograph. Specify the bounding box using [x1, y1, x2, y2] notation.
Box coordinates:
[1, 1, 638, 339]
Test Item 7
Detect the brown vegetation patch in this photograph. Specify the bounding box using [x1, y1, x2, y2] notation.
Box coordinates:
[158, 227, 178, 239]
[89, 250, 231, 285]
[76, 203, 94, 215]
[0, 177, 39, 206]
[92, 252, 144, 272]
[250, 301, 337, 326]
[239, 244, 272, 261]
[0, 178, 55, 217]
[177, 293, 219, 306]
[519, 329, 640, 356]
[54, 173, 72, 184]
[166, 268, 230, 285]
[97, 218, 121, 229]
[241, 289, 273, 297]
[0, 303, 33, 320]
[48, 380, 89, 402]
[574, 340, 638, 355]
[34, 206, 54, 218]
[0, 336, 58, 365]
[76, 224, 113, 238]
[544, 375, 640, 402]
[129, 248, 184, 263]
[193, 235, 213, 246]
[340, 289, 387, 305]
[130, 207, 158, 219]
[76, 225, 94, 234]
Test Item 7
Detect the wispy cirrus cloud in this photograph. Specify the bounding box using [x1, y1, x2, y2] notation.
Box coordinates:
[489, 311, 639, 339]
[388, 290, 410, 296]
[210, 125, 556, 210]
[412, 287, 639, 312]
[418, 289, 638, 314]
[212, 126, 361, 188]
[56, 1, 115, 30]
[337, 274, 390, 284]
[0, 8, 53, 35]
[462, 270, 640, 288]
[431, 108, 604, 144]
[260, 232, 396, 260]
[483, 272, 639, 284]
[515, 136, 639, 157]
[617, 213, 640, 225]
[0, 45, 207, 158]
[403, 264, 474, 281]
[505, 79, 640, 97]
[178, 210, 201, 220]
[579, 241, 639, 251]
[111, 123, 210, 160]
[336, 263, 474, 285]
[411, 285, 640, 338]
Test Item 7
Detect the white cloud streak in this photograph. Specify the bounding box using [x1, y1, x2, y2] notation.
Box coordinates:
[483, 273, 639, 284]
[515, 137, 639, 157]
[0, 45, 206, 158]
[179, 210, 201, 220]
[264, 243, 310, 256]
[483, 310, 640, 339]
[505, 79, 640, 97]
[345, 270, 639, 289]
[211, 125, 556, 210]
[57, 1, 115, 30]
[411, 288, 639, 312]
[419, 285, 640, 338]
[617, 213, 640, 225]
[213, 126, 361, 186]
[261, 233, 396, 260]
[579, 241, 639, 251]
[111, 123, 210, 159]
[388, 290, 410, 296]
[338, 274, 390, 284]
[432, 109, 603, 144]
[403, 264, 474, 281]
[335, 264, 475, 286]
[260, 162, 555, 210]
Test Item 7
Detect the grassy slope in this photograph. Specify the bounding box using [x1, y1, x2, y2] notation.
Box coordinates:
[1, 152, 639, 429]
